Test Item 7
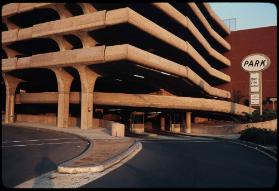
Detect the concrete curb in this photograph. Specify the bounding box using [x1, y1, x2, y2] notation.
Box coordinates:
[148, 129, 277, 162]
[57, 141, 142, 174]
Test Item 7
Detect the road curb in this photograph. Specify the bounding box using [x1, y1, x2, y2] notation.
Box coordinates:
[57, 141, 142, 174]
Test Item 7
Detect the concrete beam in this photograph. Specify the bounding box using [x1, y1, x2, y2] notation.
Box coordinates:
[3, 74, 25, 123]
[106, 44, 230, 98]
[1, 44, 229, 98]
[74, 65, 100, 129]
[107, 8, 230, 82]
[2, 8, 230, 82]
[16, 92, 254, 116]
[1, 46, 105, 71]
[187, 3, 231, 50]
[2, 29, 19, 44]
[18, 3, 54, 14]
[202, 3, 230, 35]
[2, 3, 20, 17]
[51, 68, 73, 128]
[152, 3, 230, 67]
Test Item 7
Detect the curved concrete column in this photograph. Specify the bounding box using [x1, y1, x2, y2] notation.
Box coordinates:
[49, 35, 73, 51]
[49, 3, 72, 19]
[2, 17, 19, 30]
[77, 3, 97, 14]
[3, 73, 24, 123]
[74, 65, 100, 129]
[75, 31, 97, 48]
[51, 68, 73, 128]
[2, 45, 23, 58]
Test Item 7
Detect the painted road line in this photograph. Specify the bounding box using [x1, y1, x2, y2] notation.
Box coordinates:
[141, 140, 218, 143]
[2, 141, 87, 148]
[2, 137, 80, 144]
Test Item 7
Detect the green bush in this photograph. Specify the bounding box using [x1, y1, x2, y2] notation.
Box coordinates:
[239, 127, 277, 145]
[238, 109, 277, 123]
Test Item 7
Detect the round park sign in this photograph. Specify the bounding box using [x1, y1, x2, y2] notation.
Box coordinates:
[241, 53, 271, 72]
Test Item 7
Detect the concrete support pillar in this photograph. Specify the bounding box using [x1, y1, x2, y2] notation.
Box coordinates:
[51, 68, 73, 128]
[75, 65, 99, 129]
[160, 117, 165, 131]
[2, 17, 18, 30]
[185, 112, 192, 133]
[130, 112, 145, 134]
[49, 35, 73, 51]
[3, 74, 24, 123]
[50, 3, 72, 19]
[77, 3, 97, 14]
[3, 45, 23, 58]
[76, 31, 97, 48]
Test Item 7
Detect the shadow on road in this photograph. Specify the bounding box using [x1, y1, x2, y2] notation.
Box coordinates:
[32, 157, 56, 188]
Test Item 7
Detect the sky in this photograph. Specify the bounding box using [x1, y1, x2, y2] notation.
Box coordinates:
[209, 3, 277, 31]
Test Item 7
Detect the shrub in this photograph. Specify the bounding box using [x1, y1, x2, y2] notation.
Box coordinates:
[238, 109, 277, 123]
[239, 127, 277, 145]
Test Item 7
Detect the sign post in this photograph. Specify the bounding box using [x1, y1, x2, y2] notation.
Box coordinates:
[241, 53, 271, 115]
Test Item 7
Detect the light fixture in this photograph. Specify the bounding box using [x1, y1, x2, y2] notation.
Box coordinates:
[133, 74, 145, 79]
[160, 71, 171, 76]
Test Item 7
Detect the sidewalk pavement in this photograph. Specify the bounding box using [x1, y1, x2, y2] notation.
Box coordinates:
[3, 122, 142, 174]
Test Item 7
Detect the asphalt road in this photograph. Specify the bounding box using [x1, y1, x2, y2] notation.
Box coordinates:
[83, 139, 277, 188]
[2, 125, 89, 188]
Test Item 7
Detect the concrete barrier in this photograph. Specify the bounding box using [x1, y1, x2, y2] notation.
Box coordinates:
[14, 113, 125, 137]
[191, 119, 277, 135]
[233, 119, 277, 132]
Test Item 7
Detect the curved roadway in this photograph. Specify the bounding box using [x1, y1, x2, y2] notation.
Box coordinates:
[2, 125, 89, 188]
[83, 139, 276, 188]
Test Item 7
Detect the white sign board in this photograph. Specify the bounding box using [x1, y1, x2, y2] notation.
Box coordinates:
[251, 93, 260, 105]
[250, 72, 260, 92]
[241, 54, 271, 72]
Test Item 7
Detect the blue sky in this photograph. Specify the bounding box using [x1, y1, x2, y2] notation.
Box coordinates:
[209, 3, 277, 30]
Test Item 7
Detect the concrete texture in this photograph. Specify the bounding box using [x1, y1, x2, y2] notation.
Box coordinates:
[233, 119, 277, 132]
[187, 3, 231, 50]
[2, 44, 230, 98]
[3, 74, 25, 124]
[201, 3, 230, 35]
[2, 7, 230, 83]
[58, 140, 141, 173]
[14, 114, 125, 137]
[2, 3, 236, 132]
[153, 3, 230, 66]
[15, 92, 252, 116]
